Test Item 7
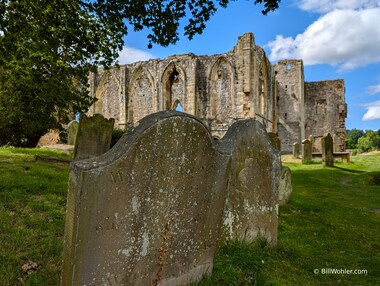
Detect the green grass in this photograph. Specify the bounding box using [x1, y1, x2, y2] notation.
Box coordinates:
[0, 148, 379, 285]
[196, 155, 380, 285]
[0, 147, 71, 286]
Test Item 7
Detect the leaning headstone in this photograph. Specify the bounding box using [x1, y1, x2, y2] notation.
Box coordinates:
[293, 143, 300, 158]
[322, 133, 334, 167]
[66, 120, 78, 146]
[268, 132, 281, 151]
[73, 114, 114, 160]
[218, 120, 281, 245]
[278, 167, 292, 206]
[62, 111, 230, 286]
[302, 139, 312, 164]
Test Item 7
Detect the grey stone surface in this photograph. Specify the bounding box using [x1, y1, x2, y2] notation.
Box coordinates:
[278, 167, 293, 206]
[62, 111, 230, 286]
[322, 133, 334, 167]
[73, 114, 114, 160]
[218, 120, 281, 245]
[292, 143, 300, 158]
[66, 120, 78, 146]
[302, 139, 312, 164]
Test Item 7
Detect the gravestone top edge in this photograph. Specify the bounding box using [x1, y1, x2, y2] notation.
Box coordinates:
[71, 111, 223, 171]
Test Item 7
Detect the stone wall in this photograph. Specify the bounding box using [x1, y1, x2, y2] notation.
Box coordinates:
[88, 33, 275, 138]
[87, 32, 347, 152]
[304, 80, 346, 152]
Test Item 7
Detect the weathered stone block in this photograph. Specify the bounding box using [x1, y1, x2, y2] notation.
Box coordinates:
[66, 120, 78, 146]
[278, 167, 293, 206]
[73, 114, 114, 160]
[62, 111, 229, 286]
[322, 133, 334, 167]
[218, 120, 281, 245]
[302, 139, 312, 164]
[292, 142, 300, 158]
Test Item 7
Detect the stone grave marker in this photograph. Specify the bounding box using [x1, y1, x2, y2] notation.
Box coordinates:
[322, 133, 334, 167]
[293, 142, 300, 158]
[302, 139, 312, 164]
[73, 114, 114, 160]
[278, 167, 293, 205]
[66, 120, 78, 146]
[218, 120, 281, 245]
[62, 111, 230, 286]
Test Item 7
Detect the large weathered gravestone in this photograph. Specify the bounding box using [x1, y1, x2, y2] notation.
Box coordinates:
[302, 139, 312, 164]
[73, 114, 114, 160]
[322, 133, 334, 167]
[278, 167, 293, 206]
[66, 120, 78, 146]
[218, 120, 281, 245]
[62, 111, 230, 286]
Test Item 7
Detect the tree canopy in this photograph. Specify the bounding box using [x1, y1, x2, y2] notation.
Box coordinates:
[0, 0, 281, 147]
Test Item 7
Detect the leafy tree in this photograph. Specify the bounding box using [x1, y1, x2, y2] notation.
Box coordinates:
[345, 128, 366, 150]
[357, 130, 380, 153]
[0, 0, 281, 147]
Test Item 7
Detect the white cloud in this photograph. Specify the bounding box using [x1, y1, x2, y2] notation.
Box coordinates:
[367, 83, 380, 95]
[267, 8, 380, 71]
[296, 0, 380, 13]
[362, 100, 380, 121]
[118, 46, 156, 64]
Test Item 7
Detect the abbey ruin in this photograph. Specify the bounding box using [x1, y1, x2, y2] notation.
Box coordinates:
[87, 33, 347, 153]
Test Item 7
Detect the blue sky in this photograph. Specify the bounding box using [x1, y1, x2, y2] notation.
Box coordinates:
[118, 0, 380, 131]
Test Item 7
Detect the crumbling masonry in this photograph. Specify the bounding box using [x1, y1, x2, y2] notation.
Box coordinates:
[87, 33, 347, 153]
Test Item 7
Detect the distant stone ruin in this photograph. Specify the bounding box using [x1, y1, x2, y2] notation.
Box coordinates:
[62, 111, 281, 286]
[87, 32, 347, 153]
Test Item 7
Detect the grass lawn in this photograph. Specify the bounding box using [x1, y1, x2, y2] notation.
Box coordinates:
[0, 148, 379, 285]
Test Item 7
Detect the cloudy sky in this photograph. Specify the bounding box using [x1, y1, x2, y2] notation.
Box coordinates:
[118, 0, 380, 130]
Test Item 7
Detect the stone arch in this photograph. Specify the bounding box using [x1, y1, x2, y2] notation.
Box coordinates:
[128, 65, 155, 124]
[161, 62, 186, 111]
[94, 70, 122, 124]
[173, 99, 183, 112]
[209, 57, 234, 121]
[258, 59, 268, 117]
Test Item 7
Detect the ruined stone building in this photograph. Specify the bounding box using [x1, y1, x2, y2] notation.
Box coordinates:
[87, 33, 347, 153]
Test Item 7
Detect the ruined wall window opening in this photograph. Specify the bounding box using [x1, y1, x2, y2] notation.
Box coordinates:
[174, 100, 183, 112]
[286, 64, 291, 71]
[284, 113, 287, 120]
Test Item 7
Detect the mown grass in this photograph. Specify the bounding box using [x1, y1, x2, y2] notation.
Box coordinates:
[0, 148, 379, 285]
[0, 148, 71, 286]
[196, 155, 380, 285]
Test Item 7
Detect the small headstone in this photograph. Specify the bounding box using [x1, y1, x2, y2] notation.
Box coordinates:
[268, 132, 281, 151]
[73, 114, 114, 160]
[292, 142, 300, 158]
[308, 135, 314, 152]
[302, 139, 312, 164]
[218, 120, 281, 245]
[322, 133, 334, 167]
[66, 120, 78, 146]
[278, 167, 292, 205]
